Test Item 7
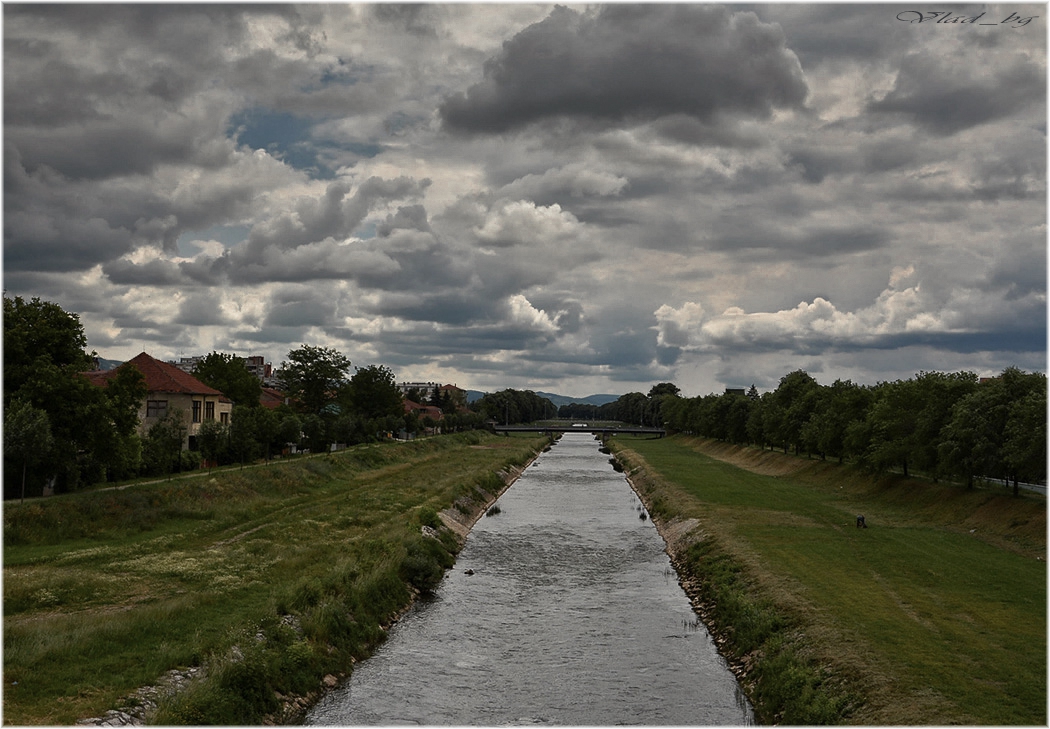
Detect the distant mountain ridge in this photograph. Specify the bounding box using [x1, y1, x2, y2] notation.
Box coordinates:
[465, 390, 619, 407]
[535, 391, 620, 407]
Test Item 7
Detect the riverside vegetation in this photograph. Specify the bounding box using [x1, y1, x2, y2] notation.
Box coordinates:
[3, 431, 547, 725]
[610, 434, 1046, 725]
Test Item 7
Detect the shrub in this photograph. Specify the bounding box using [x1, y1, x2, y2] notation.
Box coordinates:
[418, 505, 441, 530]
[399, 538, 453, 594]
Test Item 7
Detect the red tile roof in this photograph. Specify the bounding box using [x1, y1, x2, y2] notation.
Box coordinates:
[84, 352, 229, 400]
[260, 387, 287, 409]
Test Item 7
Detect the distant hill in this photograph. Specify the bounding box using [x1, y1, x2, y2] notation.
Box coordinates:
[95, 358, 124, 371]
[459, 390, 622, 407]
[466, 390, 617, 407]
[535, 392, 620, 408]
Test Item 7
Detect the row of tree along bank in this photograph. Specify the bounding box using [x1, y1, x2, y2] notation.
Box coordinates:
[590, 371, 1046, 492]
[3, 295, 503, 498]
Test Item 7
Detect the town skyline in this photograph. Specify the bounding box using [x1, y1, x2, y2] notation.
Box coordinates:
[4, 4, 1046, 398]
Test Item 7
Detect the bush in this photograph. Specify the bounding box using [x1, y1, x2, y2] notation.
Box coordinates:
[399, 538, 453, 594]
[418, 505, 441, 530]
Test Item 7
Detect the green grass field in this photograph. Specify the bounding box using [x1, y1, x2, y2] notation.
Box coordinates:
[3, 432, 544, 725]
[613, 435, 1046, 725]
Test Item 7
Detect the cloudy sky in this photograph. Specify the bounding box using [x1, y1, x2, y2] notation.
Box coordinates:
[4, 3, 1046, 397]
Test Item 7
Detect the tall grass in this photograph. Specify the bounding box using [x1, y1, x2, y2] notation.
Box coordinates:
[4, 432, 544, 725]
[612, 435, 1045, 725]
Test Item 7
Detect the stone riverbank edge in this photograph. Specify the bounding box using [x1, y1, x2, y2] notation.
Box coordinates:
[76, 440, 548, 727]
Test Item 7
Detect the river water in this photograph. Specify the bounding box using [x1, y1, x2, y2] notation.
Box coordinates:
[306, 434, 753, 726]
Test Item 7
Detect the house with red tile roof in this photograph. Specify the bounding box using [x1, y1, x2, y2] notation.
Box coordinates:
[402, 399, 443, 421]
[260, 386, 289, 410]
[83, 352, 233, 450]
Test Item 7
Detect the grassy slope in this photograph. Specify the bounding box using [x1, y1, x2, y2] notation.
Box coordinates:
[3, 432, 545, 725]
[612, 435, 1045, 725]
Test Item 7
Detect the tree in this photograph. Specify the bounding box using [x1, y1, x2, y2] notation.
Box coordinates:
[301, 414, 329, 453]
[1002, 388, 1047, 490]
[646, 383, 681, 428]
[142, 410, 187, 476]
[346, 364, 404, 420]
[277, 415, 303, 452]
[4, 399, 54, 501]
[648, 382, 681, 399]
[228, 406, 263, 464]
[764, 370, 820, 454]
[197, 419, 229, 468]
[938, 388, 1004, 488]
[254, 407, 279, 460]
[807, 380, 872, 464]
[192, 352, 262, 407]
[278, 345, 352, 415]
[3, 295, 93, 400]
[3, 295, 109, 492]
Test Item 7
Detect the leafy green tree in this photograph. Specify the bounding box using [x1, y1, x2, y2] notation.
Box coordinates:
[1002, 387, 1047, 490]
[646, 383, 680, 427]
[142, 410, 188, 476]
[800, 380, 872, 463]
[228, 406, 263, 464]
[724, 392, 752, 444]
[938, 388, 1004, 488]
[912, 371, 978, 477]
[746, 392, 769, 447]
[864, 379, 918, 476]
[277, 415, 303, 452]
[648, 382, 681, 398]
[346, 364, 404, 420]
[278, 345, 352, 415]
[939, 368, 1046, 491]
[763, 370, 820, 454]
[3, 295, 93, 400]
[4, 399, 54, 501]
[301, 414, 329, 453]
[192, 352, 262, 407]
[254, 407, 279, 460]
[197, 419, 229, 467]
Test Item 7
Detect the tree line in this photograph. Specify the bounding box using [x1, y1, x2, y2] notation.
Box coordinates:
[3, 296, 488, 498]
[610, 369, 1046, 493]
[7, 294, 1043, 497]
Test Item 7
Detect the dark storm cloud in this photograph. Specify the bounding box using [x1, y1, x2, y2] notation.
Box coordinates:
[178, 292, 229, 327]
[707, 220, 891, 259]
[440, 4, 808, 135]
[265, 287, 337, 328]
[103, 258, 187, 287]
[868, 53, 1044, 135]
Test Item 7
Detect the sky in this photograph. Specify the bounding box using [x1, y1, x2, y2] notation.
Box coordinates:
[3, 3, 1046, 398]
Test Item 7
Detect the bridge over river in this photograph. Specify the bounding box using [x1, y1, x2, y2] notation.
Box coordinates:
[492, 424, 665, 437]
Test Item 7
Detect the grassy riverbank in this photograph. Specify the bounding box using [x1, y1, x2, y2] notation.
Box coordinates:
[610, 435, 1046, 725]
[3, 432, 546, 725]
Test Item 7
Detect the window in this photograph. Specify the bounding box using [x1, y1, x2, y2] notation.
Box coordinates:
[220, 411, 229, 425]
[205, 401, 215, 420]
[192, 401, 202, 423]
[146, 400, 168, 418]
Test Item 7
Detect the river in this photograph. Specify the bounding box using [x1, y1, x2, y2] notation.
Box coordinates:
[306, 433, 753, 725]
